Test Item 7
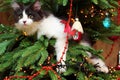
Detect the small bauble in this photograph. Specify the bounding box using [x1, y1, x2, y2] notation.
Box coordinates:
[117, 78, 120, 80]
[102, 17, 111, 28]
[116, 65, 120, 70]
[71, 18, 83, 42]
[109, 36, 119, 41]
[72, 30, 82, 42]
[102, 12, 111, 28]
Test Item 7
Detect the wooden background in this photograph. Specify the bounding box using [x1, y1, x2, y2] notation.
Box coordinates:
[93, 39, 120, 67]
[0, 11, 120, 68]
[0, 11, 14, 26]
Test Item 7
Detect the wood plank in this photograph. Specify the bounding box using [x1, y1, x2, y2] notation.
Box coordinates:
[93, 39, 120, 67]
[0, 10, 14, 26]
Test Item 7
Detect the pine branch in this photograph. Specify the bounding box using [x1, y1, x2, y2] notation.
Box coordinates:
[48, 70, 58, 80]
[0, 40, 12, 55]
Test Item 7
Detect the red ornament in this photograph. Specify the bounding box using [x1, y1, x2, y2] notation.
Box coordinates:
[109, 36, 119, 41]
[116, 65, 120, 70]
[117, 78, 120, 80]
[72, 30, 82, 42]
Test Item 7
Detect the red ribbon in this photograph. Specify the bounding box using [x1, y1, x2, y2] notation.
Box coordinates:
[61, 20, 76, 36]
[63, 0, 73, 34]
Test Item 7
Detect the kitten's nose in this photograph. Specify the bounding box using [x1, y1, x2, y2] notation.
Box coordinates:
[23, 21, 26, 24]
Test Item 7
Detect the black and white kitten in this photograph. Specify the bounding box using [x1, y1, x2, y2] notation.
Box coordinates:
[11, 0, 67, 73]
[11, 0, 109, 73]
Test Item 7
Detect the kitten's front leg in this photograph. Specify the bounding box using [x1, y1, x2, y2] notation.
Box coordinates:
[55, 38, 68, 73]
[37, 31, 43, 39]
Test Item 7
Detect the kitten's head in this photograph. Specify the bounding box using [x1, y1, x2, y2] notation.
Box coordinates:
[11, 0, 45, 26]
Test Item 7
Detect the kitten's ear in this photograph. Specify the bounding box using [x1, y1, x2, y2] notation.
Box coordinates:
[33, 0, 41, 11]
[11, 2, 20, 10]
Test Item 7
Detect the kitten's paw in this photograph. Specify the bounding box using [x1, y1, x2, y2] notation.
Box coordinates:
[94, 63, 109, 73]
[56, 62, 66, 73]
[89, 58, 109, 73]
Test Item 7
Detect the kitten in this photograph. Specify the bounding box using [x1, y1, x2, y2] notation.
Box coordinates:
[11, 1, 108, 73]
[11, 0, 67, 73]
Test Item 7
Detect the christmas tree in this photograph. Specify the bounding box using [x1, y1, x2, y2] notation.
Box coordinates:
[0, 0, 120, 80]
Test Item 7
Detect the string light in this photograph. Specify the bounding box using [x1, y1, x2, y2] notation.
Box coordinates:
[88, 72, 93, 78]
[80, 10, 84, 13]
[85, 15, 88, 18]
[74, 74, 77, 76]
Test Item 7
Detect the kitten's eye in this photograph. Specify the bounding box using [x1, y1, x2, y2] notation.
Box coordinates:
[18, 14, 23, 19]
[29, 15, 34, 19]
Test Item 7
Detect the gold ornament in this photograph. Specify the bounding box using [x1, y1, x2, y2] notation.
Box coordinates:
[23, 31, 27, 36]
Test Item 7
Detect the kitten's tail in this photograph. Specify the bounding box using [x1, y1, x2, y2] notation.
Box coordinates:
[80, 40, 109, 73]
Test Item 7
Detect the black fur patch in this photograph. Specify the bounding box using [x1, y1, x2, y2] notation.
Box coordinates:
[13, 2, 49, 23]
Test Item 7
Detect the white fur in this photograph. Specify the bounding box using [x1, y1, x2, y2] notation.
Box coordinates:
[19, 10, 33, 25]
[37, 14, 67, 62]
[37, 15, 67, 72]
[90, 58, 109, 73]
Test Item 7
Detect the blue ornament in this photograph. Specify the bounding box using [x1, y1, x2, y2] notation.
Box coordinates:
[102, 17, 111, 28]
